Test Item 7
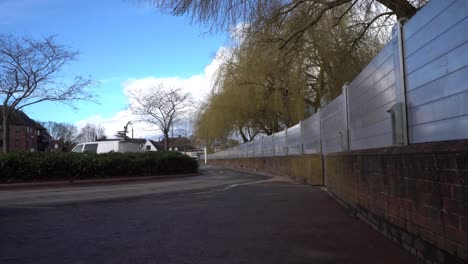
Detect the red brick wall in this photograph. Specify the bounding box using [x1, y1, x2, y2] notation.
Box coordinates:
[325, 140, 468, 263]
[0, 125, 38, 152]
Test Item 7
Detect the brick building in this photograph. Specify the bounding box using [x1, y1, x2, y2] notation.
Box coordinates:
[0, 107, 51, 152]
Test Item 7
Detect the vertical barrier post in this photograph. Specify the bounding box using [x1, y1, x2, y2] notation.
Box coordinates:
[391, 18, 409, 145]
[204, 147, 207, 165]
[285, 127, 288, 156]
[342, 84, 350, 151]
[271, 133, 276, 157]
[319, 107, 326, 186]
[261, 136, 264, 157]
[299, 120, 304, 155]
[318, 108, 323, 154]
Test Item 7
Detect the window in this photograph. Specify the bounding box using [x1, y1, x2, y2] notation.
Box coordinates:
[146, 145, 151, 151]
[83, 143, 98, 154]
[16, 126, 20, 132]
[0, 140, 3, 148]
[72, 144, 84, 153]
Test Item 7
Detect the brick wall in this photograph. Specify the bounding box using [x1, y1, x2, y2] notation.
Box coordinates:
[0, 125, 39, 152]
[326, 140, 468, 263]
[209, 155, 323, 185]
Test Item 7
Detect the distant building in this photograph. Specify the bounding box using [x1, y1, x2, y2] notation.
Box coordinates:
[142, 139, 159, 151]
[153, 135, 194, 151]
[50, 139, 76, 152]
[0, 107, 51, 152]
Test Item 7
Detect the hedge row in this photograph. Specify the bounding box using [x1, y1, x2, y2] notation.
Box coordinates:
[0, 151, 199, 183]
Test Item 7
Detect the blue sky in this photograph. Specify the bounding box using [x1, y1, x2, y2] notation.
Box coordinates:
[0, 0, 227, 138]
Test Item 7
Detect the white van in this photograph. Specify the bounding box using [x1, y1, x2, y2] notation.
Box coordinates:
[71, 140, 143, 154]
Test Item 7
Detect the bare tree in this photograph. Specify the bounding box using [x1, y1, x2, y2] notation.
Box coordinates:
[40, 121, 79, 143]
[129, 84, 192, 150]
[77, 123, 107, 143]
[0, 35, 95, 152]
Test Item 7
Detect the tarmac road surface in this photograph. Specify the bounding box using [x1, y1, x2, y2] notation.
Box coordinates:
[0, 166, 420, 264]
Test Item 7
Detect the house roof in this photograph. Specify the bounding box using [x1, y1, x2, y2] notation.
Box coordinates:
[0, 106, 46, 130]
[96, 138, 147, 144]
[153, 137, 194, 151]
[148, 139, 159, 146]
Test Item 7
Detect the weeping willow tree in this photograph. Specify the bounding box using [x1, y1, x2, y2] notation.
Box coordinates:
[194, 3, 384, 147]
[195, 31, 308, 146]
[146, 0, 429, 50]
[287, 5, 384, 108]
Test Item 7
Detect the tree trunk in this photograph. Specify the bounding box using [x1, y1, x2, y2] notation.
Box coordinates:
[238, 127, 249, 143]
[2, 113, 8, 153]
[164, 132, 169, 151]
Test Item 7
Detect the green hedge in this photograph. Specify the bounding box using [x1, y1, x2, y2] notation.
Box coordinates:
[0, 151, 199, 183]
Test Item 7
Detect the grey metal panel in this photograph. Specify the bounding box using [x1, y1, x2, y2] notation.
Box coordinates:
[350, 117, 392, 141]
[349, 56, 395, 101]
[349, 81, 396, 126]
[351, 99, 396, 130]
[237, 145, 242, 158]
[254, 138, 263, 157]
[324, 136, 343, 154]
[404, 0, 457, 40]
[246, 141, 255, 157]
[410, 115, 468, 143]
[251, 141, 258, 157]
[364, 87, 396, 114]
[406, 42, 468, 91]
[302, 113, 321, 154]
[404, 0, 467, 57]
[351, 133, 393, 151]
[286, 124, 301, 156]
[349, 69, 396, 104]
[321, 95, 345, 154]
[407, 66, 468, 109]
[233, 145, 240, 158]
[239, 143, 245, 158]
[408, 90, 468, 126]
[273, 130, 287, 156]
[262, 135, 274, 157]
[347, 37, 396, 151]
[405, 18, 468, 74]
[348, 43, 395, 92]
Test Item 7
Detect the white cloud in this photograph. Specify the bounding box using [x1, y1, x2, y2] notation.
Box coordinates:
[123, 47, 229, 103]
[75, 109, 160, 140]
[76, 47, 229, 140]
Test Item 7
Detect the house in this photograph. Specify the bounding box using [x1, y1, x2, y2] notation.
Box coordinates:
[0, 107, 51, 152]
[50, 139, 76, 152]
[153, 135, 194, 151]
[142, 139, 158, 151]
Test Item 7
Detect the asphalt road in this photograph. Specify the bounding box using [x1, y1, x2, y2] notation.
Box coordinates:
[0, 166, 420, 264]
[0, 167, 268, 207]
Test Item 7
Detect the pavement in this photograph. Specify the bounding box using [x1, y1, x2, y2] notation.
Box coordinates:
[0, 166, 421, 263]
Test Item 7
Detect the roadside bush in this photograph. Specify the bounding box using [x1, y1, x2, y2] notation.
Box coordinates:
[0, 151, 198, 183]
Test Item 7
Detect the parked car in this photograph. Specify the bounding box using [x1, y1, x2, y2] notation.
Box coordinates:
[71, 140, 143, 154]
